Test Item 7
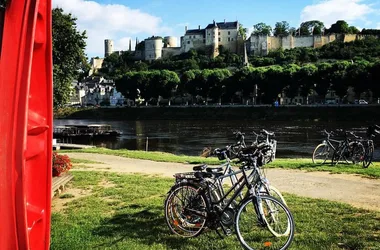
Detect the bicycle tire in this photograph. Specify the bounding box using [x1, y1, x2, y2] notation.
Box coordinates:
[349, 141, 365, 164]
[164, 183, 207, 237]
[363, 143, 374, 168]
[312, 144, 330, 165]
[259, 184, 287, 207]
[235, 196, 295, 250]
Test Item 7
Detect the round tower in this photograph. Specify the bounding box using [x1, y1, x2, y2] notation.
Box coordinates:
[104, 39, 114, 57]
[164, 36, 177, 47]
[144, 37, 163, 61]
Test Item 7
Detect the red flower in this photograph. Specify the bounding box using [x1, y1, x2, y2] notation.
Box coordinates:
[52, 152, 72, 177]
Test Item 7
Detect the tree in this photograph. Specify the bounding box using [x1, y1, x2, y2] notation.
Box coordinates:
[274, 21, 290, 36]
[348, 26, 360, 34]
[298, 20, 325, 36]
[53, 8, 87, 107]
[239, 24, 248, 40]
[252, 23, 272, 36]
[326, 20, 349, 34]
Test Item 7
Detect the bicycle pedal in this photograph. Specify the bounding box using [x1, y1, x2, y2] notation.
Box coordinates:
[224, 228, 232, 236]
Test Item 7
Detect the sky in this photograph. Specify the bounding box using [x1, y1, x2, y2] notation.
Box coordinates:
[53, 0, 380, 58]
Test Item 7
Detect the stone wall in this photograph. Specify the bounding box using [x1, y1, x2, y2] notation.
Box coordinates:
[294, 36, 314, 48]
[162, 47, 182, 59]
[248, 33, 365, 56]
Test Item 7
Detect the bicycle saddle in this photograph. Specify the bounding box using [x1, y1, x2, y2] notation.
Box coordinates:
[193, 164, 207, 171]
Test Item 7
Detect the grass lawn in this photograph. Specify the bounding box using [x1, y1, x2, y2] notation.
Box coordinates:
[60, 148, 380, 178]
[51, 170, 380, 250]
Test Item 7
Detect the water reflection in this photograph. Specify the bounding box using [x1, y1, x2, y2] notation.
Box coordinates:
[54, 119, 380, 160]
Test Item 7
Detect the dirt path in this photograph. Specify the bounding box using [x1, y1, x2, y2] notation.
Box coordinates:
[66, 153, 380, 212]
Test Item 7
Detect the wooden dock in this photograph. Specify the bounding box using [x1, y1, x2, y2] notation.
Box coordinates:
[53, 143, 95, 150]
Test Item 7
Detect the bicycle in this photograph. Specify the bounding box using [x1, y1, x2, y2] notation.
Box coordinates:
[331, 130, 365, 165]
[312, 130, 364, 165]
[361, 125, 380, 168]
[164, 150, 294, 250]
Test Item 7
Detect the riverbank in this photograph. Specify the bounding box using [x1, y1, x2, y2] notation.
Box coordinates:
[56, 105, 380, 121]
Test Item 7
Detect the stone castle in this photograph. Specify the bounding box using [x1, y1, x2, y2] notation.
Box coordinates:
[89, 20, 367, 74]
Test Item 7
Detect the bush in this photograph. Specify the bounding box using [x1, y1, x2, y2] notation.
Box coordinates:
[52, 152, 72, 177]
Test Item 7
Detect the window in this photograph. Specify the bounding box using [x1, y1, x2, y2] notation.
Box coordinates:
[218, 32, 220, 35]
[218, 38, 221, 42]
[228, 37, 230, 42]
[231, 38, 234, 41]
[193, 35, 196, 39]
[228, 31, 231, 35]
[203, 39, 206, 43]
[187, 41, 190, 44]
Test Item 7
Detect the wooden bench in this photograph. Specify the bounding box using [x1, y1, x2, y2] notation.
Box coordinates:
[52, 173, 74, 198]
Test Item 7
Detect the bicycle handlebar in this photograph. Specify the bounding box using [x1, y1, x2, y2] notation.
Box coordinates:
[261, 129, 274, 136]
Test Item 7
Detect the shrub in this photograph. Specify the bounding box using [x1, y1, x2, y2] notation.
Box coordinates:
[52, 152, 72, 177]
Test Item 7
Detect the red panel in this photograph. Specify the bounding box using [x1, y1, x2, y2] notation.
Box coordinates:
[0, 0, 52, 249]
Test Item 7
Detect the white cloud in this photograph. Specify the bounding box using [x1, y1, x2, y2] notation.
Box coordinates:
[300, 0, 374, 27]
[53, 0, 172, 57]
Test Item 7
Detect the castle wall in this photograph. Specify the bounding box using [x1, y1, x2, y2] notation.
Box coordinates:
[280, 36, 292, 50]
[247, 33, 368, 57]
[268, 36, 281, 51]
[343, 34, 357, 43]
[89, 58, 104, 76]
[182, 34, 205, 53]
[219, 29, 239, 53]
[294, 36, 314, 48]
[313, 35, 323, 48]
[162, 47, 182, 59]
[249, 35, 269, 56]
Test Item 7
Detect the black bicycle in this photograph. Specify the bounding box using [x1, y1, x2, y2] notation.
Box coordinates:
[164, 149, 294, 250]
[361, 125, 380, 168]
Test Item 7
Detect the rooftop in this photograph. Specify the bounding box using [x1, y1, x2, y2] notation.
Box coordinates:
[205, 21, 238, 30]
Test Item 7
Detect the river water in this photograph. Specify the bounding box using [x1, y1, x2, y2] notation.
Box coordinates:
[54, 119, 380, 160]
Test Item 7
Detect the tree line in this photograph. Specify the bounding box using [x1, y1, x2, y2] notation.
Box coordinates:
[253, 20, 361, 37]
[115, 60, 380, 105]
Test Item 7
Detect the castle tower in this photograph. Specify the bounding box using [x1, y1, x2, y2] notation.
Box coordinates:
[211, 20, 219, 58]
[144, 37, 163, 61]
[129, 39, 132, 51]
[104, 39, 114, 57]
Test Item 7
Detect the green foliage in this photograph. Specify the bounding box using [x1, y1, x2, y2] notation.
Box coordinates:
[238, 24, 248, 40]
[361, 29, 380, 35]
[299, 20, 325, 36]
[252, 22, 272, 36]
[53, 8, 87, 107]
[115, 70, 180, 103]
[273, 21, 290, 36]
[326, 20, 350, 34]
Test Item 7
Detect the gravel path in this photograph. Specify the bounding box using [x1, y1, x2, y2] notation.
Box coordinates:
[67, 152, 380, 212]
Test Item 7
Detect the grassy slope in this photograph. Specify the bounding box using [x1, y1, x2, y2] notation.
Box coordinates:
[51, 171, 380, 250]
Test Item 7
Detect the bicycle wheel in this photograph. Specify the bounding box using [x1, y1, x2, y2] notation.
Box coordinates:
[349, 142, 365, 164]
[259, 184, 287, 207]
[312, 144, 330, 164]
[235, 196, 294, 250]
[363, 143, 374, 168]
[164, 183, 207, 237]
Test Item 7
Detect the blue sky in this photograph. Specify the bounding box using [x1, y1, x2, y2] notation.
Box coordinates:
[53, 0, 380, 58]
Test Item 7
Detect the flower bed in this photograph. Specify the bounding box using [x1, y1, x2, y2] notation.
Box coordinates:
[52, 152, 72, 177]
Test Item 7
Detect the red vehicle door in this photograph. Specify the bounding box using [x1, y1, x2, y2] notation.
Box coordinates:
[0, 0, 52, 249]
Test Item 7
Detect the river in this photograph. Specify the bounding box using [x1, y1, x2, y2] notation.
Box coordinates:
[54, 119, 380, 160]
